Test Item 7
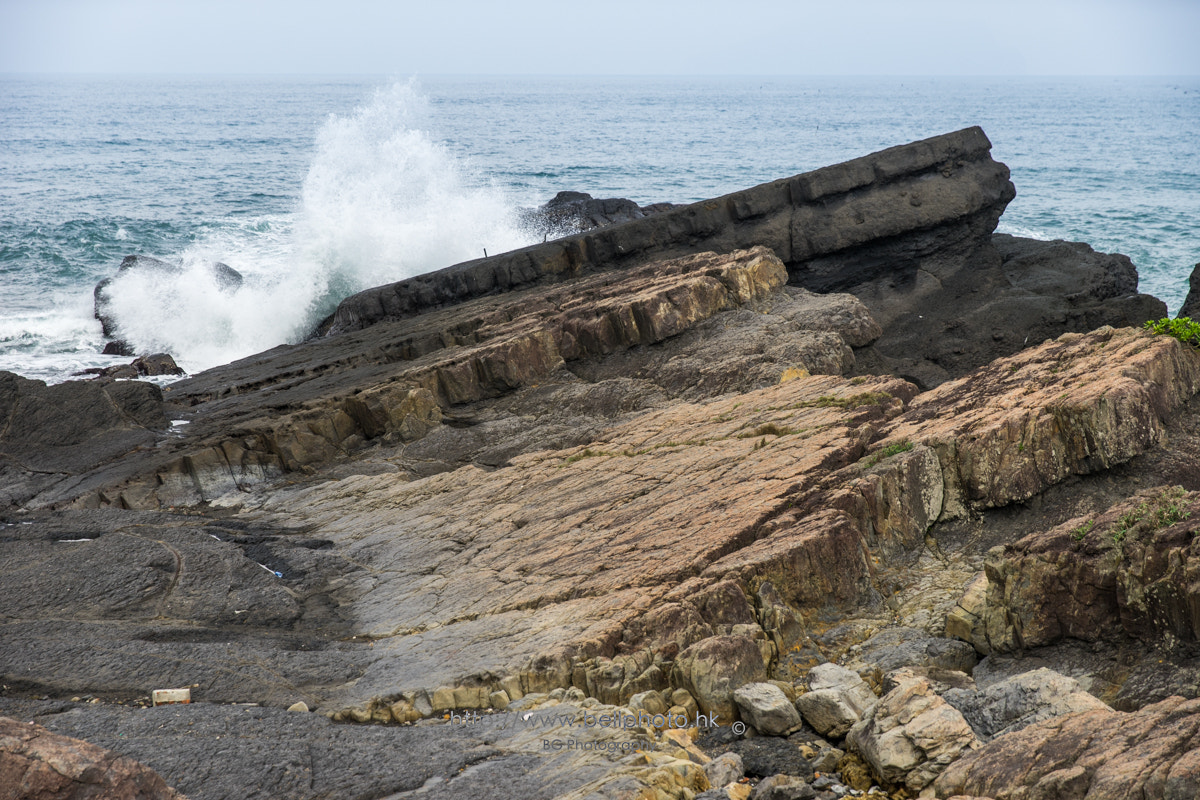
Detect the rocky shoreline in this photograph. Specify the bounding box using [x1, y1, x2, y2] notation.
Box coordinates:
[2, 128, 1198, 799]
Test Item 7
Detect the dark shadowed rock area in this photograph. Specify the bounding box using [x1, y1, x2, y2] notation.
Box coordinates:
[3, 128, 1197, 800]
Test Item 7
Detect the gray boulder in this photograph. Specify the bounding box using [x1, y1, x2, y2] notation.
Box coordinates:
[751, 774, 816, 800]
[942, 667, 1112, 741]
[794, 663, 877, 739]
[734, 682, 803, 736]
[704, 751, 745, 790]
[846, 669, 978, 793]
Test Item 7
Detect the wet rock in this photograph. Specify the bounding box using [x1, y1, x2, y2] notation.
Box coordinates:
[846, 670, 979, 792]
[794, 664, 878, 739]
[0, 715, 184, 799]
[734, 682, 803, 736]
[94, 255, 243, 347]
[133, 353, 185, 376]
[521, 190, 674, 238]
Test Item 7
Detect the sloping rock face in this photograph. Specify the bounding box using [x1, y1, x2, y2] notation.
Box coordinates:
[934, 696, 1200, 800]
[0, 373, 166, 507]
[953, 487, 1200, 656]
[0, 715, 185, 800]
[328, 127, 1015, 335]
[4, 321, 1198, 723]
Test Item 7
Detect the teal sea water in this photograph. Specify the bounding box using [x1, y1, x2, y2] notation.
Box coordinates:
[1, 75, 1197, 383]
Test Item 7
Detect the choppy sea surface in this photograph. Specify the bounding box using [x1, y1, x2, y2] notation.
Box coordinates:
[1, 75, 1197, 383]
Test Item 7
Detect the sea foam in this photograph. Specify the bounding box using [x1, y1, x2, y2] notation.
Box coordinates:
[101, 81, 532, 374]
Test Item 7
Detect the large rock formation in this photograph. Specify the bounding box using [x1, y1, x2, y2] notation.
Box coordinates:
[2, 130, 1196, 799]
[934, 696, 1200, 800]
[327, 126, 1015, 336]
[950, 486, 1200, 662]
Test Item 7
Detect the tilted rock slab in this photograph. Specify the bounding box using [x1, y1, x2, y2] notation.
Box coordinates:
[17, 248, 832, 510]
[934, 696, 1200, 800]
[328, 127, 1013, 333]
[6, 326, 1200, 718]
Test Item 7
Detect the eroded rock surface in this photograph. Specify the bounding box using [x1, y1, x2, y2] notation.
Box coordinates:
[958, 487, 1200, 656]
[935, 696, 1200, 800]
[0, 715, 185, 800]
[3, 130, 1198, 800]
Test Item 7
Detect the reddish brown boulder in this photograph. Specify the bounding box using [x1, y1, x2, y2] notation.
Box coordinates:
[0, 716, 184, 800]
[935, 696, 1200, 800]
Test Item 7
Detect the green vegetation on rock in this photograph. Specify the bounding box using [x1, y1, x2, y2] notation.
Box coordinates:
[1143, 317, 1200, 349]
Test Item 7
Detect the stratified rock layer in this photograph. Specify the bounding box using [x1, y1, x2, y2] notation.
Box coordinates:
[953, 486, 1200, 656]
[328, 127, 1014, 334]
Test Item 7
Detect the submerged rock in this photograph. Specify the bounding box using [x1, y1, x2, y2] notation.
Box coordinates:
[93, 254, 243, 352]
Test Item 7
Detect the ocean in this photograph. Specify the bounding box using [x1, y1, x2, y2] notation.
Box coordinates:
[2, 75, 1197, 384]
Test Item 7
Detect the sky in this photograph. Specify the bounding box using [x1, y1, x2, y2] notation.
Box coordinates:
[1, 0, 1198, 76]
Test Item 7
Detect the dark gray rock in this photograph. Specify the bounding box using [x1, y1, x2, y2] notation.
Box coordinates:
[0, 372, 167, 506]
[94, 255, 243, 348]
[847, 627, 978, 678]
[0, 510, 363, 707]
[328, 127, 1013, 336]
[850, 234, 1168, 389]
[942, 668, 1111, 742]
[0, 700, 665, 800]
[708, 738, 814, 780]
[521, 191, 672, 239]
[1179, 262, 1200, 319]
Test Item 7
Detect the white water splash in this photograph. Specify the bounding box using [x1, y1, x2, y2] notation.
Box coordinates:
[102, 81, 533, 375]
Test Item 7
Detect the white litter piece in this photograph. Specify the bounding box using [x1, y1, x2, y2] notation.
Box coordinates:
[152, 688, 191, 706]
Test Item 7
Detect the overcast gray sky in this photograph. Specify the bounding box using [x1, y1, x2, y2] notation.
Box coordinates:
[1, 0, 1197, 75]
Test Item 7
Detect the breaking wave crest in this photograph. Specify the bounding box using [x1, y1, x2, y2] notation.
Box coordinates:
[102, 81, 533, 374]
